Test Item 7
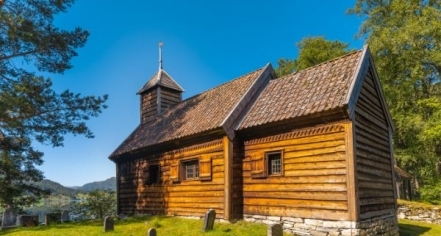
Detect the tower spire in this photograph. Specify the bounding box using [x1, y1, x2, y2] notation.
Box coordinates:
[159, 41, 163, 70]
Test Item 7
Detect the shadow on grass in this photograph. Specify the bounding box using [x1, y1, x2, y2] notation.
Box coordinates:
[0, 223, 76, 235]
[400, 222, 431, 236]
[0, 219, 106, 235]
[115, 215, 160, 225]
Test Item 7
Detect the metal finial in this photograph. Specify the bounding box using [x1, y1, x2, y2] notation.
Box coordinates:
[159, 41, 163, 69]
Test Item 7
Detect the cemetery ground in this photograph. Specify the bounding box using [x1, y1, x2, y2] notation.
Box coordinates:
[0, 216, 440, 236]
[0, 215, 292, 236]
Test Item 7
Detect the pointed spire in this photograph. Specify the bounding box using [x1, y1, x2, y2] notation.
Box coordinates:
[159, 41, 163, 70]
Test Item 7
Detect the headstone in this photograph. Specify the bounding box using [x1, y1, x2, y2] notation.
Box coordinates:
[147, 228, 157, 236]
[1, 205, 17, 229]
[17, 215, 39, 227]
[61, 210, 70, 223]
[202, 209, 216, 232]
[45, 213, 61, 225]
[267, 223, 283, 236]
[103, 216, 114, 232]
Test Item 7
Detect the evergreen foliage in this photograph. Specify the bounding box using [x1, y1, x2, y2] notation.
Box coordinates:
[0, 0, 107, 208]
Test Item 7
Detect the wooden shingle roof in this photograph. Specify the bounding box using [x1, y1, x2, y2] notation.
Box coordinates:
[238, 49, 362, 130]
[395, 166, 412, 179]
[110, 67, 269, 159]
[138, 69, 184, 94]
[110, 45, 393, 160]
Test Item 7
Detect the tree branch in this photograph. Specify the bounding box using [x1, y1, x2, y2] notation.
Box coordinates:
[0, 50, 38, 61]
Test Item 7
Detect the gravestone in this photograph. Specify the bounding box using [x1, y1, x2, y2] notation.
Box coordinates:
[103, 216, 114, 232]
[202, 209, 216, 232]
[267, 224, 283, 236]
[61, 210, 70, 222]
[147, 228, 157, 236]
[45, 213, 61, 225]
[1, 205, 17, 229]
[17, 215, 39, 227]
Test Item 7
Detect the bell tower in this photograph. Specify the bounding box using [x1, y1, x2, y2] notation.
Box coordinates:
[137, 42, 184, 124]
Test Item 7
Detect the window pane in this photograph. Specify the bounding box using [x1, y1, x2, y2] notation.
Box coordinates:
[267, 152, 281, 175]
[183, 160, 199, 180]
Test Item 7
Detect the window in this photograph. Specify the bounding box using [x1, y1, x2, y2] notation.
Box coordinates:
[267, 152, 282, 175]
[183, 159, 199, 180]
[149, 165, 160, 184]
[250, 150, 283, 178]
[144, 164, 160, 185]
[170, 157, 212, 183]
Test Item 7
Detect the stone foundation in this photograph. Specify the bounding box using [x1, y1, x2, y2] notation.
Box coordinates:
[243, 213, 399, 236]
[397, 205, 441, 224]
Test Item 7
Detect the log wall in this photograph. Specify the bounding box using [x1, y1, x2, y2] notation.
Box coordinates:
[242, 123, 350, 221]
[232, 138, 244, 219]
[140, 87, 181, 124]
[354, 70, 395, 220]
[159, 87, 181, 111]
[117, 138, 225, 218]
[140, 88, 158, 123]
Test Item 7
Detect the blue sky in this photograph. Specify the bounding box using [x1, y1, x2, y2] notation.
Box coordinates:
[37, 0, 365, 187]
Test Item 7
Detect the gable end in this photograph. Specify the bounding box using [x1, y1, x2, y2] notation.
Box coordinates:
[345, 45, 394, 132]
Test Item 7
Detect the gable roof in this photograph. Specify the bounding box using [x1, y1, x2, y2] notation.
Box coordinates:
[110, 65, 273, 159]
[138, 69, 184, 94]
[238, 49, 362, 129]
[238, 45, 394, 131]
[110, 45, 394, 160]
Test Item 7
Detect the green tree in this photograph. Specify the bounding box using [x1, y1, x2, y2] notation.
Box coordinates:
[275, 36, 351, 77]
[0, 0, 107, 207]
[72, 190, 116, 220]
[350, 0, 441, 193]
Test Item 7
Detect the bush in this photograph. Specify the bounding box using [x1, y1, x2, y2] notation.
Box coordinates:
[70, 189, 116, 220]
[420, 182, 441, 205]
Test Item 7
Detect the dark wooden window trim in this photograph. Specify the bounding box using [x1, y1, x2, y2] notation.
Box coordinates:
[266, 151, 283, 176]
[181, 158, 199, 181]
[250, 150, 283, 179]
[170, 156, 213, 183]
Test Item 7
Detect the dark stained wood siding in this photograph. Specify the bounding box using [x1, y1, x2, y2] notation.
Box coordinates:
[140, 89, 158, 124]
[117, 139, 225, 218]
[242, 123, 350, 221]
[140, 87, 181, 124]
[160, 87, 181, 111]
[232, 138, 244, 219]
[354, 70, 395, 219]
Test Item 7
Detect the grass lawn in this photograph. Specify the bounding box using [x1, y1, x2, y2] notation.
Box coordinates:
[2, 216, 441, 236]
[0, 216, 293, 236]
[399, 219, 441, 236]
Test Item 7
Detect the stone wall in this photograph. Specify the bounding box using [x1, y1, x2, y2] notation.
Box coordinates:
[243, 214, 399, 236]
[397, 204, 441, 224]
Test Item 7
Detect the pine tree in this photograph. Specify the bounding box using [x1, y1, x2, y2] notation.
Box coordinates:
[0, 0, 107, 207]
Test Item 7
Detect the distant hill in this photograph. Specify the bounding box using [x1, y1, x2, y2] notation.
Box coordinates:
[36, 179, 81, 197]
[76, 177, 116, 191]
[35, 177, 116, 197]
